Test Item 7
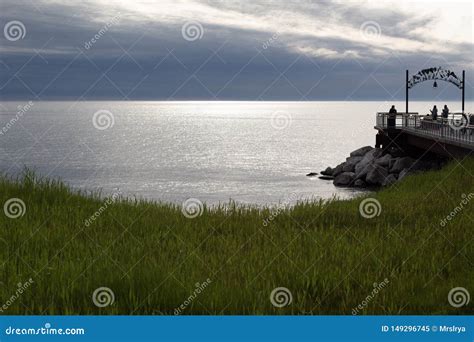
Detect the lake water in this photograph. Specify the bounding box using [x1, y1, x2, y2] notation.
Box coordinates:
[0, 101, 471, 205]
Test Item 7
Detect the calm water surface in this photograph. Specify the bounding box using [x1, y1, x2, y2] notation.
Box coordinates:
[0, 101, 470, 205]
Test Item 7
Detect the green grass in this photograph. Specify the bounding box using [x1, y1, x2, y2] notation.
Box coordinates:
[0, 159, 473, 315]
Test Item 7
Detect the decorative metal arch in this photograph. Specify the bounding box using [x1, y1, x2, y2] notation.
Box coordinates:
[407, 67, 462, 89]
[405, 67, 466, 113]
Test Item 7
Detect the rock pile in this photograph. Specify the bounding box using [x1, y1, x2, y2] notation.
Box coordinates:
[320, 146, 444, 188]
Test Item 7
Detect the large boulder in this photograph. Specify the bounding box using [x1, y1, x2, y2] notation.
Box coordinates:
[355, 163, 372, 180]
[398, 168, 411, 181]
[320, 167, 334, 176]
[332, 162, 346, 177]
[346, 156, 364, 163]
[390, 156, 415, 173]
[366, 164, 388, 186]
[342, 164, 353, 173]
[375, 154, 392, 167]
[382, 174, 397, 187]
[354, 148, 383, 174]
[368, 148, 384, 160]
[353, 179, 367, 188]
[350, 146, 373, 157]
[388, 157, 398, 170]
[343, 156, 363, 172]
[333, 172, 355, 186]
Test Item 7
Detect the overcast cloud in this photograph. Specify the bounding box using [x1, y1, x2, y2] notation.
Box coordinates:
[0, 0, 473, 100]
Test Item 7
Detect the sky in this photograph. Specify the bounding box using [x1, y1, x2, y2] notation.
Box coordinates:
[0, 0, 473, 101]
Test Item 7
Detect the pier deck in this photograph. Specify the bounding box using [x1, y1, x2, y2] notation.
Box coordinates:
[374, 112, 474, 156]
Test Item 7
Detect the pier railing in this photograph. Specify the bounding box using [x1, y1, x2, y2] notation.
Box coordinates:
[376, 112, 419, 129]
[376, 112, 474, 146]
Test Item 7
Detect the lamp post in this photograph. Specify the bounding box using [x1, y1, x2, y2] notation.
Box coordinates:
[405, 69, 408, 114]
[462, 70, 465, 113]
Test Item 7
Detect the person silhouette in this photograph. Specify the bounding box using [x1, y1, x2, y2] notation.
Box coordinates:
[442, 105, 449, 120]
[388, 105, 397, 128]
[430, 105, 438, 120]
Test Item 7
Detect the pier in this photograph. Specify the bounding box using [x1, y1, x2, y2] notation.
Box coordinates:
[375, 67, 473, 157]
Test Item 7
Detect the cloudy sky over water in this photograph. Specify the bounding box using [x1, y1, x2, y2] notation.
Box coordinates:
[0, 0, 473, 100]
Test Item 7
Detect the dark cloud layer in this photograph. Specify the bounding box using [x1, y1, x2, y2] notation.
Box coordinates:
[0, 0, 472, 100]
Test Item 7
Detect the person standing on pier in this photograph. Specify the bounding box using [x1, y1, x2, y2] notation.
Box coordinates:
[388, 105, 397, 128]
[430, 105, 438, 120]
[442, 105, 449, 121]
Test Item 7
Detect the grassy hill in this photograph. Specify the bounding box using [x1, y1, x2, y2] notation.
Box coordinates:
[0, 159, 473, 315]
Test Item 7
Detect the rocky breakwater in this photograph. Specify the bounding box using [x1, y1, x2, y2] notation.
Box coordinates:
[320, 146, 445, 188]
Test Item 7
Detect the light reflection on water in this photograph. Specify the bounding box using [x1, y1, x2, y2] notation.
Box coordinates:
[1, 101, 469, 206]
